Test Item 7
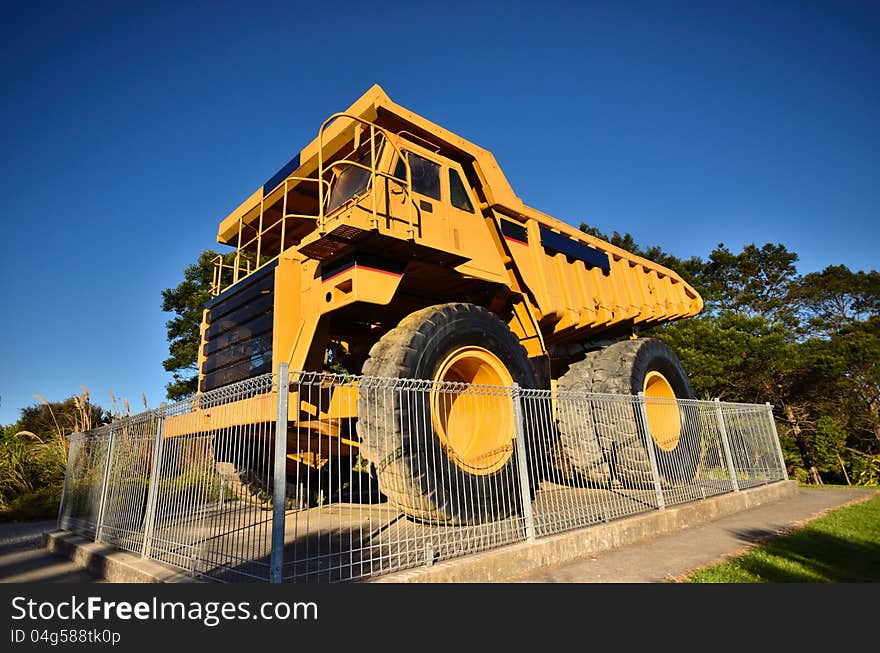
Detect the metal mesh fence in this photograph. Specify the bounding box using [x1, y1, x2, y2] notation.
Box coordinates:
[721, 402, 787, 489]
[58, 367, 788, 583]
[280, 374, 529, 582]
[59, 430, 112, 538]
[97, 411, 161, 553]
[147, 374, 277, 581]
[530, 391, 660, 537]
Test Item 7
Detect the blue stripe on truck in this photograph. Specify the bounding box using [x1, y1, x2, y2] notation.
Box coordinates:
[262, 153, 301, 195]
[539, 226, 611, 273]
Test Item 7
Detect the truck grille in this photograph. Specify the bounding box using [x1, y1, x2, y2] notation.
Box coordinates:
[200, 262, 276, 393]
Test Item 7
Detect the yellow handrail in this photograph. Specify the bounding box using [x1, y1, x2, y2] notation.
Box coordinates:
[212, 113, 417, 298]
[210, 176, 329, 296]
[318, 113, 414, 238]
[210, 254, 251, 296]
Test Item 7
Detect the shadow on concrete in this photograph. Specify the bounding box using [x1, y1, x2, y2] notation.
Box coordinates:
[0, 530, 100, 583]
[185, 482, 747, 582]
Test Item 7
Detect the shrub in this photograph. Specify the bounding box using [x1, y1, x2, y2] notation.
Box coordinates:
[0, 484, 63, 523]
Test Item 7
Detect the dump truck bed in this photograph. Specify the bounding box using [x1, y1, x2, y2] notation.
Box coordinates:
[491, 203, 702, 344]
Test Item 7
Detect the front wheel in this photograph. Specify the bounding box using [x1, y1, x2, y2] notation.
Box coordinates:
[356, 303, 541, 525]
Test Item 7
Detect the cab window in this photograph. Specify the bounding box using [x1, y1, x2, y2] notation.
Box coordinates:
[449, 168, 475, 213]
[394, 152, 441, 200]
[327, 150, 372, 213]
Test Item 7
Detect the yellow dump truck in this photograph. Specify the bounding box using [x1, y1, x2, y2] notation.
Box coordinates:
[172, 84, 703, 524]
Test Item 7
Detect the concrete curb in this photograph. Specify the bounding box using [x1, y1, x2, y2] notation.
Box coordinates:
[45, 480, 798, 583]
[368, 480, 800, 583]
[43, 531, 197, 583]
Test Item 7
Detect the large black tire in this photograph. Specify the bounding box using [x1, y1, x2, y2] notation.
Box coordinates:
[564, 339, 699, 488]
[555, 349, 613, 486]
[589, 338, 699, 488]
[356, 303, 540, 525]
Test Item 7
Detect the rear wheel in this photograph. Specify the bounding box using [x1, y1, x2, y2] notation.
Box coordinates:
[356, 303, 540, 525]
[587, 338, 699, 488]
[555, 349, 613, 486]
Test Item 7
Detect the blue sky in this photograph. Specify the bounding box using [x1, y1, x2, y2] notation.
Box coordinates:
[1, 0, 877, 425]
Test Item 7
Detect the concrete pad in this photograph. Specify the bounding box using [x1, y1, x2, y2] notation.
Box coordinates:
[44, 531, 196, 583]
[0, 521, 98, 583]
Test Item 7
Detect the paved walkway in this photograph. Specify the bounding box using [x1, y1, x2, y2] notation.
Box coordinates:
[0, 520, 100, 583]
[507, 486, 878, 582]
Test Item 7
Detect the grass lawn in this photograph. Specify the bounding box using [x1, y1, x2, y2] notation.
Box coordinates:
[686, 492, 880, 582]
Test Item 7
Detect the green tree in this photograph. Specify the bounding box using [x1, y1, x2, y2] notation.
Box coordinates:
[827, 317, 880, 451]
[15, 394, 106, 441]
[701, 242, 800, 325]
[654, 313, 786, 401]
[161, 250, 232, 400]
[791, 264, 880, 337]
[810, 417, 848, 476]
[786, 267, 880, 473]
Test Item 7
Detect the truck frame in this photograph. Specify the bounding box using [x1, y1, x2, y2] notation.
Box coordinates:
[165, 84, 704, 524]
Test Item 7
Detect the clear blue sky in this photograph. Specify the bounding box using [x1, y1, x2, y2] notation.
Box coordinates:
[1, 0, 877, 425]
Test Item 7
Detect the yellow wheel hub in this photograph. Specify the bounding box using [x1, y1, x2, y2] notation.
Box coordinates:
[643, 370, 682, 451]
[430, 347, 516, 475]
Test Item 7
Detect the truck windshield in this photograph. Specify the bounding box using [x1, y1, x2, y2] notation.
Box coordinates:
[326, 150, 375, 214]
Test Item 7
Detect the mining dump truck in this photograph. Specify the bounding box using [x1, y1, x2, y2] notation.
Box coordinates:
[167, 84, 703, 524]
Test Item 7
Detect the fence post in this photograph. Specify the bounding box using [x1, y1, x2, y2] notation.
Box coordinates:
[636, 392, 665, 509]
[270, 363, 290, 583]
[512, 383, 536, 541]
[765, 403, 789, 481]
[57, 433, 77, 531]
[141, 405, 166, 558]
[95, 426, 116, 542]
[714, 399, 739, 492]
